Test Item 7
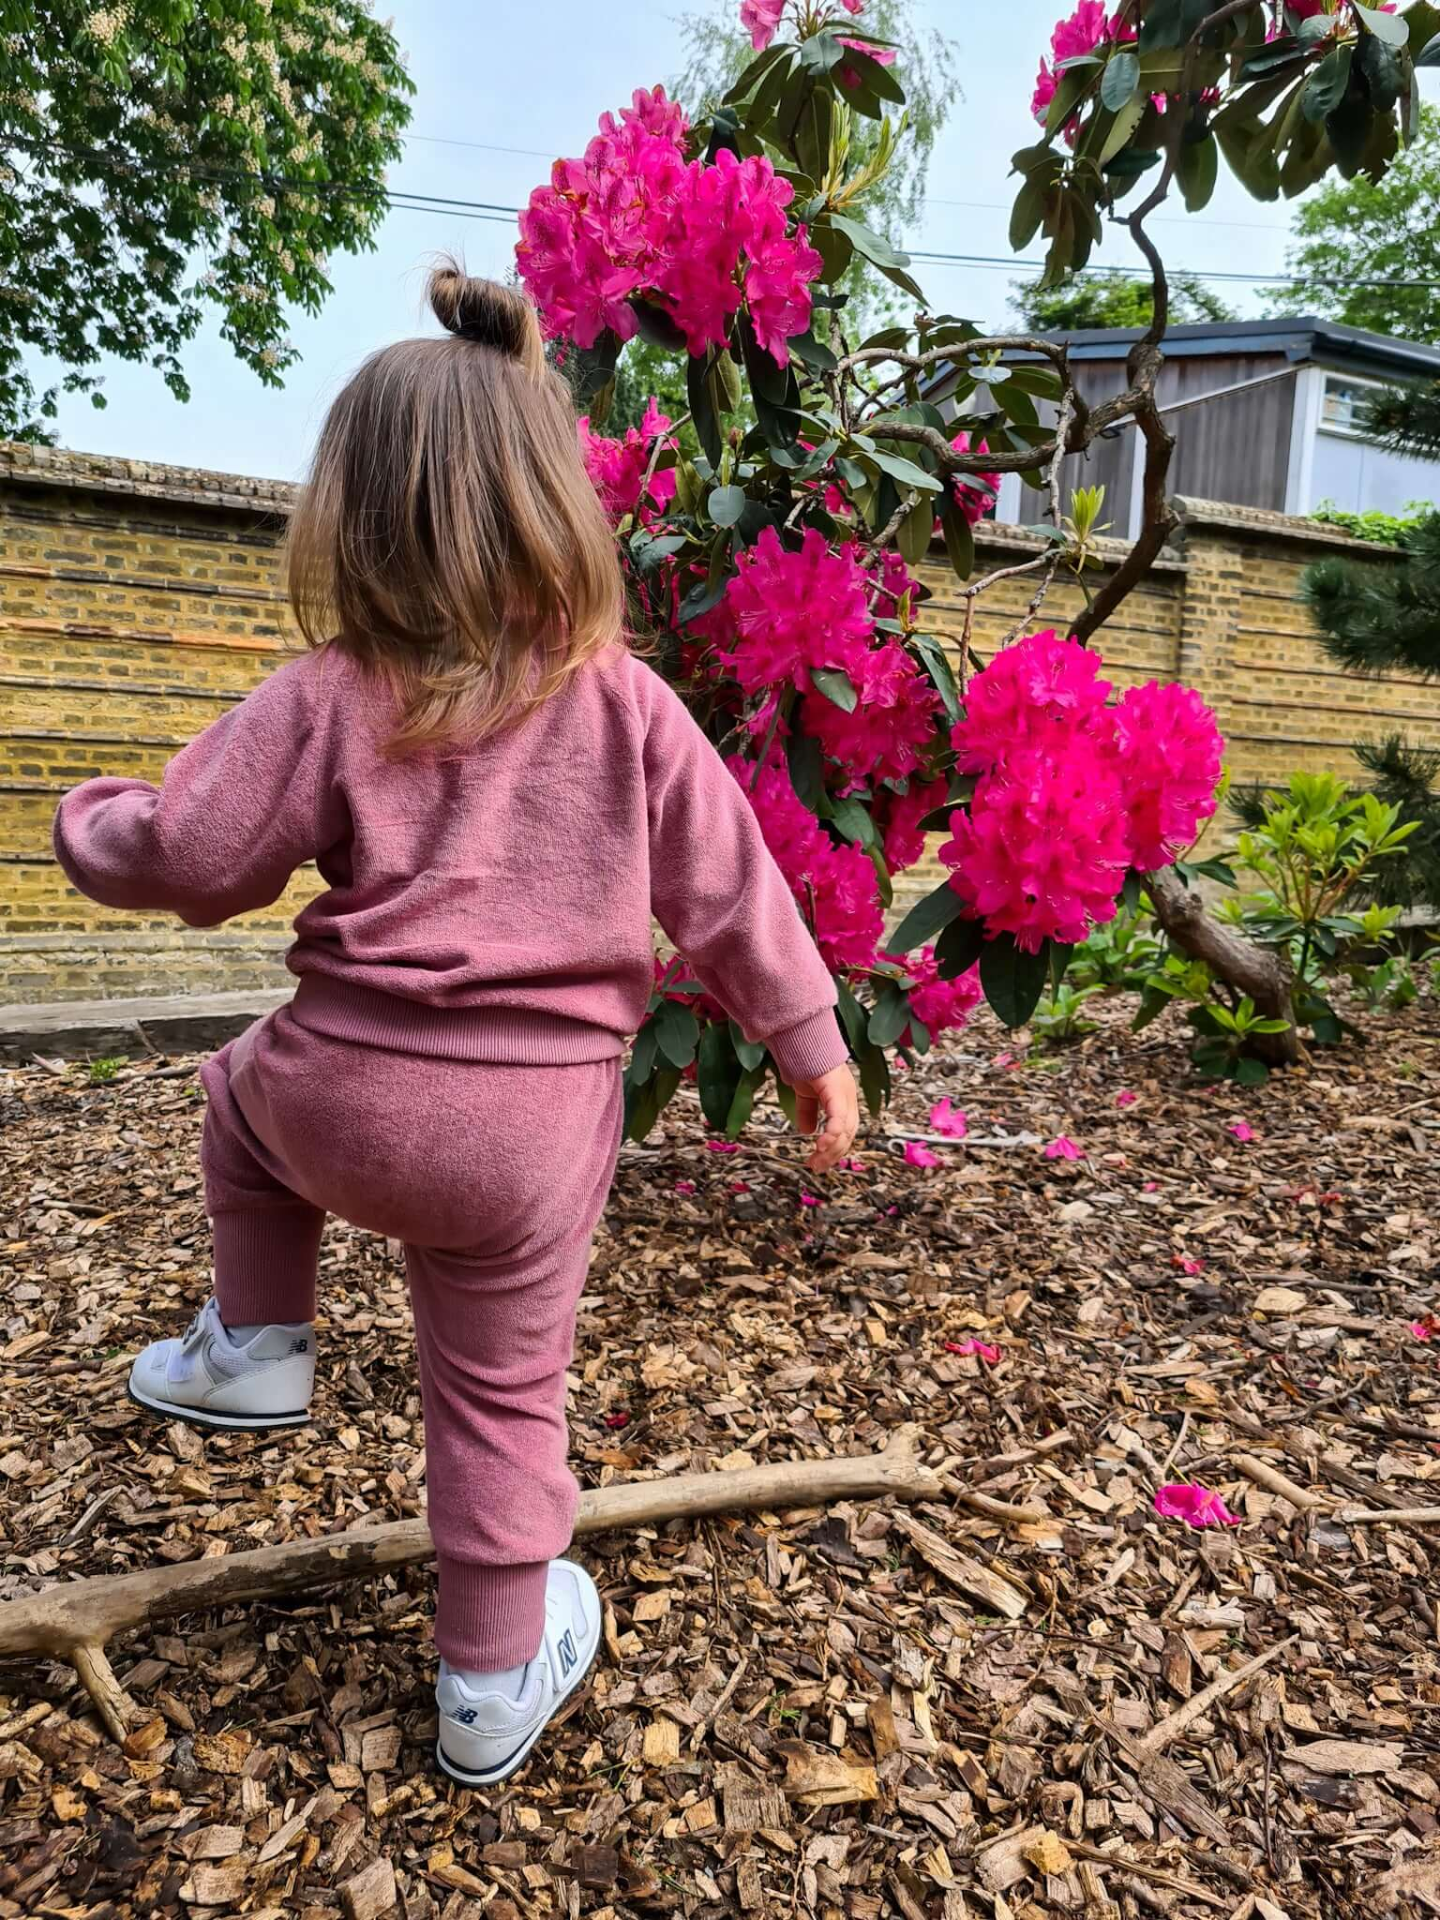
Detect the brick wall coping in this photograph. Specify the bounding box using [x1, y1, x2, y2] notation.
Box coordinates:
[0, 443, 1397, 563]
[0, 441, 299, 517]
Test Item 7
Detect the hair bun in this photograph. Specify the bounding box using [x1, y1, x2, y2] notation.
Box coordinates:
[428, 262, 541, 372]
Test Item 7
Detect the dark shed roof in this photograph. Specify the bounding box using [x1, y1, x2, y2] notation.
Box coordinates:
[998, 316, 1440, 380]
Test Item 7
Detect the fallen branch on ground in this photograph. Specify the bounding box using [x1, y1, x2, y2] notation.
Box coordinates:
[0, 1426, 941, 1742]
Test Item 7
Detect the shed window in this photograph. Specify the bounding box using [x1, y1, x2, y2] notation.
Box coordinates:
[1319, 373, 1384, 439]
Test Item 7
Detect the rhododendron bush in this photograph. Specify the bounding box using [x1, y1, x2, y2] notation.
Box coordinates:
[518, 0, 1427, 1137]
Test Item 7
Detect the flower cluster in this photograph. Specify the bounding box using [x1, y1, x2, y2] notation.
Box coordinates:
[715, 527, 875, 695]
[802, 643, 938, 786]
[877, 776, 949, 871]
[577, 399, 676, 522]
[943, 430, 1001, 529]
[943, 630, 1224, 951]
[516, 87, 822, 366]
[739, 759, 884, 972]
[743, 0, 865, 53]
[1031, 2, 1133, 128]
[897, 945, 983, 1041]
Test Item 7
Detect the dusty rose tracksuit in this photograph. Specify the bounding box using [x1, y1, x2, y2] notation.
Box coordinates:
[53, 644, 846, 1670]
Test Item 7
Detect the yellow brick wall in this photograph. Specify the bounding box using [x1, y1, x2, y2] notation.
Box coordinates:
[3, 447, 1438, 1006]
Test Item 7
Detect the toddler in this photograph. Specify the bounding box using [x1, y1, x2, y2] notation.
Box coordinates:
[53, 267, 858, 1785]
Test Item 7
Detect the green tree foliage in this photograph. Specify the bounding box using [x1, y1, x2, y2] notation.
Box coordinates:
[1009, 271, 1237, 332]
[672, 0, 959, 334]
[0, 0, 412, 442]
[1302, 377, 1440, 905]
[1272, 104, 1440, 344]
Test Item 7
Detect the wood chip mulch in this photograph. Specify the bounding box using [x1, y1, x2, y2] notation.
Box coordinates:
[1, 997, 1438, 1920]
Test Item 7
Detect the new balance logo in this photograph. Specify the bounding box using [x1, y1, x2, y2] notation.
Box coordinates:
[290, 1337, 309, 1355]
[451, 1706, 478, 1725]
[556, 1630, 577, 1677]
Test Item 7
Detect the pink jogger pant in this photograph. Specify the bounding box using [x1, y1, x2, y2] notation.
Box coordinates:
[199, 1009, 623, 1671]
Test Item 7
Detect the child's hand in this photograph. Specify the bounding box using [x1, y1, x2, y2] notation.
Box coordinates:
[790, 1064, 859, 1174]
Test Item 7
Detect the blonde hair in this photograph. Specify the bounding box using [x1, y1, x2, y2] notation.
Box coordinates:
[285, 263, 624, 753]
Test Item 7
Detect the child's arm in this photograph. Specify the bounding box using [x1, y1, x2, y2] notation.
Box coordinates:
[53, 658, 331, 928]
[636, 665, 852, 1092]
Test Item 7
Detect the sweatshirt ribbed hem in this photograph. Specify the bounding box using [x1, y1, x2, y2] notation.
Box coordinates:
[435, 1557, 550, 1671]
[290, 974, 625, 1066]
[765, 1007, 850, 1085]
[211, 1206, 324, 1326]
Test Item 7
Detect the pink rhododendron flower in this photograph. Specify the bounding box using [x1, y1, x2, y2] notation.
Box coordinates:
[1116, 1089, 1137, 1108]
[954, 630, 1114, 774]
[1154, 1483, 1240, 1529]
[904, 1141, 941, 1167]
[941, 430, 1001, 529]
[1044, 1135, 1083, 1160]
[870, 549, 920, 625]
[741, 0, 786, 49]
[942, 745, 1131, 951]
[1229, 1122, 1254, 1142]
[736, 758, 884, 972]
[802, 642, 939, 783]
[1032, 2, 1133, 126]
[720, 527, 875, 695]
[880, 777, 948, 872]
[887, 947, 983, 1043]
[930, 1098, 968, 1138]
[946, 1338, 1002, 1364]
[577, 398, 676, 521]
[1112, 680, 1224, 872]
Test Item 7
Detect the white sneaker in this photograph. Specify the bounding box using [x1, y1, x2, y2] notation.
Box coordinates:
[127, 1297, 315, 1432]
[436, 1559, 602, 1787]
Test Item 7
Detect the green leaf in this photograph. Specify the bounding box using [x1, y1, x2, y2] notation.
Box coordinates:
[834, 978, 868, 1053]
[786, 728, 825, 814]
[624, 1066, 681, 1142]
[709, 484, 745, 527]
[629, 297, 687, 352]
[830, 795, 876, 846]
[910, 633, 961, 729]
[897, 493, 934, 567]
[1233, 1055, 1270, 1086]
[811, 666, 858, 712]
[629, 1020, 659, 1083]
[827, 212, 912, 272]
[725, 1065, 764, 1138]
[697, 1020, 742, 1130]
[774, 1075, 798, 1126]
[1358, 33, 1402, 111]
[1354, 2, 1409, 47]
[935, 915, 985, 979]
[862, 446, 943, 494]
[1419, 31, 1440, 68]
[1009, 173, 1051, 253]
[687, 351, 722, 467]
[939, 494, 975, 581]
[1101, 48, 1141, 109]
[856, 1039, 892, 1115]
[789, 329, 837, 371]
[1177, 130, 1219, 211]
[979, 934, 1052, 1029]
[868, 986, 912, 1048]
[889, 881, 963, 954]
[654, 1001, 700, 1069]
[839, 45, 906, 104]
[729, 1021, 767, 1072]
[1303, 44, 1352, 121]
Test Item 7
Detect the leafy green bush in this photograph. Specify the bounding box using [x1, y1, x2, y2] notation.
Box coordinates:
[1308, 500, 1433, 546]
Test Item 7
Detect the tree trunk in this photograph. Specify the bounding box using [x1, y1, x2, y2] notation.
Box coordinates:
[1147, 869, 1300, 1068]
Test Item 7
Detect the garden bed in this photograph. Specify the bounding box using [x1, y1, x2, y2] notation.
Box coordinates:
[1, 1000, 1438, 1919]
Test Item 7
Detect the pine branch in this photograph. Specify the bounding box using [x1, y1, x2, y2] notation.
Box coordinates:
[1363, 381, 1440, 462]
[1302, 513, 1440, 680]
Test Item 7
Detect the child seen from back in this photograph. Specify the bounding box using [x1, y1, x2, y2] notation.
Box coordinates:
[53, 268, 859, 1786]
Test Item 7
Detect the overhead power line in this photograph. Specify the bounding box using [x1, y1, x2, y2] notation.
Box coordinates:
[13, 133, 1440, 292]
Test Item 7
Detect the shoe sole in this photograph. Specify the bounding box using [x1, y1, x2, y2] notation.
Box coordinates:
[435, 1636, 598, 1788]
[126, 1379, 311, 1434]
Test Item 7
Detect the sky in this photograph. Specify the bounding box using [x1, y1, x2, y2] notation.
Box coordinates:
[34, 0, 1329, 482]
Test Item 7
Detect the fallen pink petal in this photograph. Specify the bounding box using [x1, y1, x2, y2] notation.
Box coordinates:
[1411, 1322, 1434, 1341]
[1115, 1090, 1138, 1108]
[729, 1181, 751, 1195]
[929, 1098, 968, 1138]
[839, 1157, 867, 1173]
[674, 1180, 696, 1195]
[705, 1139, 741, 1153]
[1044, 1136, 1083, 1161]
[1228, 1122, 1254, 1142]
[604, 1411, 630, 1430]
[904, 1141, 941, 1167]
[1174, 1255, 1206, 1275]
[945, 1338, 1002, 1365]
[799, 1191, 822, 1207]
[1154, 1483, 1241, 1529]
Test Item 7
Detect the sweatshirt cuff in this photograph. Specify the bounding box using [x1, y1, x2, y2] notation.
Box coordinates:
[766, 1008, 850, 1086]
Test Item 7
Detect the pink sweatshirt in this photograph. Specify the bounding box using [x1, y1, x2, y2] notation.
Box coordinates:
[53, 645, 847, 1084]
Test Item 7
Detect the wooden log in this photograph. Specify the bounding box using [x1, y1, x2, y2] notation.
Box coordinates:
[0, 1426, 941, 1741]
